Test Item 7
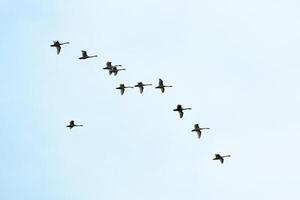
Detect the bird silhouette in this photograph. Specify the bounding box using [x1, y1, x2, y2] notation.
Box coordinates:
[66, 120, 83, 129]
[213, 154, 231, 164]
[116, 84, 134, 95]
[134, 82, 152, 94]
[109, 66, 126, 76]
[191, 124, 210, 138]
[155, 78, 172, 93]
[79, 50, 98, 59]
[50, 40, 70, 55]
[173, 104, 192, 118]
[103, 61, 122, 70]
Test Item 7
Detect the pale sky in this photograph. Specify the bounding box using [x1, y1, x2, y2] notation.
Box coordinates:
[1, 0, 300, 199]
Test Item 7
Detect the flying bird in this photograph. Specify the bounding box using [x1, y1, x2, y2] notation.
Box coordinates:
[191, 124, 210, 139]
[79, 50, 98, 59]
[173, 104, 192, 118]
[109, 66, 126, 76]
[66, 120, 83, 129]
[116, 84, 134, 95]
[134, 82, 152, 94]
[103, 61, 122, 70]
[155, 78, 172, 93]
[50, 40, 70, 55]
[213, 154, 231, 164]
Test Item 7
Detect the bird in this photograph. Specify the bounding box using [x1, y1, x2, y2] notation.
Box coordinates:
[173, 104, 192, 118]
[134, 82, 152, 94]
[78, 50, 98, 59]
[213, 154, 231, 164]
[191, 124, 210, 138]
[50, 40, 70, 55]
[103, 61, 122, 70]
[155, 78, 172, 93]
[66, 120, 83, 129]
[116, 84, 134, 95]
[109, 66, 126, 76]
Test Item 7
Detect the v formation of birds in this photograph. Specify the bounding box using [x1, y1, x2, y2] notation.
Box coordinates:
[51, 40, 231, 164]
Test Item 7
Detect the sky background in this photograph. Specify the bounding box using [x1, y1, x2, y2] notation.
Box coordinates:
[1, 0, 300, 199]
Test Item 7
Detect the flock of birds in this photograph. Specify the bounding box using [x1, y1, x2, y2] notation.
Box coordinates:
[51, 40, 231, 164]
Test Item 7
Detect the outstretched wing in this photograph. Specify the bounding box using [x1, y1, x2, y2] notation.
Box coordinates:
[70, 120, 75, 126]
[120, 88, 125, 95]
[220, 158, 224, 164]
[81, 50, 87, 57]
[197, 131, 202, 139]
[194, 124, 199, 129]
[159, 78, 163, 86]
[139, 86, 144, 94]
[160, 87, 165, 93]
[179, 110, 184, 118]
[56, 46, 61, 54]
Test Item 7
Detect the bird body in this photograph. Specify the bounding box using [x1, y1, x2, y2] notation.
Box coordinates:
[66, 120, 83, 129]
[134, 82, 152, 94]
[191, 124, 210, 138]
[79, 50, 98, 59]
[155, 78, 172, 93]
[50, 40, 70, 55]
[173, 104, 192, 118]
[103, 61, 122, 70]
[116, 84, 134, 95]
[109, 66, 126, 76]
[213, 154, 231, 164]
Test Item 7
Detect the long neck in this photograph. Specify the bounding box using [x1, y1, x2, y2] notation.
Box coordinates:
[89, 55, 98, 58]
[222, 155, 230, 158]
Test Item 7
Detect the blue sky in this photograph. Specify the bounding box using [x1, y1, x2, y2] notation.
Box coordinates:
[1, 0, 300, 199]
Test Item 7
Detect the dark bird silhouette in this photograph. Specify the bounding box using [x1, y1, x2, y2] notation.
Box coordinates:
[213, 154, 231, 164]
[103, 61, 122, 70]
[66, 120, 83, 129]
[191, 124, 210, 138]
[134, 82, 152, 94]
[155, 78, 172, 93]
[79, 50, 98, 59]
[50, 40, 70, 55]
[173, 104, 192, 118]
[109, 66, 126, 76]
[116, 84, 134, 95]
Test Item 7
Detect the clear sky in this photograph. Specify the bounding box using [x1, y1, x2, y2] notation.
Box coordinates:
[1, 0, 300, 199]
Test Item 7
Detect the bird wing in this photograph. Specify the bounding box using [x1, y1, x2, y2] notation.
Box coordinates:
[56, 46, 61, 54]
[70, 121, 75, 126]
[81, 50, 87, 57]
[161, 87, 165, 93]
[194, 124, 199, 129]
[159, 78, 163, 86]
[197, 131, 202, 139]
[106, 62, 112, 67]
[220, 158, 224, 164]
[179, 110, 184, 118]
[120, 88, 125, 95]
[139, 86, 144, 94]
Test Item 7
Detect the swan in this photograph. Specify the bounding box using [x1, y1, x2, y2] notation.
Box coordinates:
[79, 50, 98, 59]
[50, 40, 70, 55]
[66, 120, 83, 129]
[103, 61, 122, 70]
[191, 124, 210, 138]
[173, 104, 192, 118]
[109, 66, 126, 76]
[213, 154, 231, 164]
[116, 84, 134, 95]
[155, 78, 172, 93]
[134, 82, 152, 94]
